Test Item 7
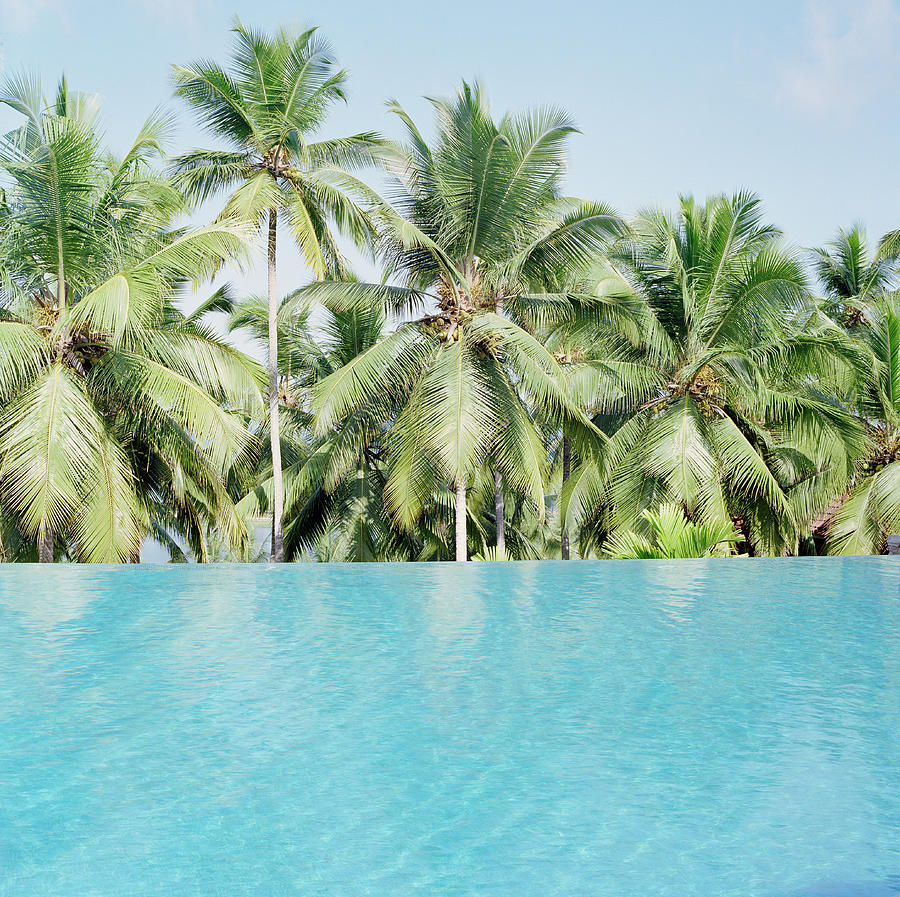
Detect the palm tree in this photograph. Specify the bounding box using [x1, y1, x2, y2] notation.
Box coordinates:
[827, 293, 900, 553]
[562, 192, 862, 557]
[171, 20, 387, 561]
[229, 295, 418, 560]
[536, 260, 647, 558]
[811, 225, 898, 327]
[602, 503, 740, 559]
[0, 74, 263, 562]
[879, 229, 900, 261]
[232, 290, 575, 561]
[301, 82, 624, 561]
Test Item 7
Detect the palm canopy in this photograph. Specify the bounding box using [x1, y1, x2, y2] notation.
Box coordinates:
[299, 82, 626, 558]
[562, 192, 864, 556]
[171, 19, 387, 277]
[811, 224, 898, 327]
[0, 73, 264, 562]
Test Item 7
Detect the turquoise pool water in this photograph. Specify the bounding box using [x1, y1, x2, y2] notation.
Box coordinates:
[1, 559, 900, 896]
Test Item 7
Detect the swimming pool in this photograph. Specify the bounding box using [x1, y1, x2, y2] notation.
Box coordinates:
[1, 559, 899, 896]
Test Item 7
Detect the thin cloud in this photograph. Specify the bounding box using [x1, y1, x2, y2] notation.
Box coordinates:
[779, 0, 900, 116]
[0, 0, 60, 32]
[0, 0, 209, 37]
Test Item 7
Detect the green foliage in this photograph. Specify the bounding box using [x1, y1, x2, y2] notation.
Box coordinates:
[811, 225, 898, 328]
[299, 82, 624, 559]
[170, 19, 389, 277]
[827, 294, 900, 554]
[602, 503, 741, 559]
[561, 193, 867, 557]
[0, 73, 263, 562]
[171, 20, 390, 562]
[2, 42, 900, 563]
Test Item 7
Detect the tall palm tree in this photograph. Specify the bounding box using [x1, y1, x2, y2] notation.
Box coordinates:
[171, 20, 387, 561]
[301, 82, 624, 561]
[0, 73, 263, 562]
[811, 225, 898, 327]
[562, 193, 863, 556]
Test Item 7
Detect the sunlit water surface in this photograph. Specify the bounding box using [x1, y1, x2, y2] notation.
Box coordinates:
[1, 560, 900, 896]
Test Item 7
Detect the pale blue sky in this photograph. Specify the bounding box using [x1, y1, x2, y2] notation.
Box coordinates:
[2, 0, 899, 295]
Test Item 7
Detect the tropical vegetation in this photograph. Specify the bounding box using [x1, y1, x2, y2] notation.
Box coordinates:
[0, 74, 261, 562]
[1, 21, 898, 562]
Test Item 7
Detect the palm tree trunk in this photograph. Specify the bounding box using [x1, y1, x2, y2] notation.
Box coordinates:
[494, 468, 505, 558]
[38, 528, 53, 564]
[455, 479, 467, 562]
[492, 297, 506, 559]
[561, 435, 571, 560]
[267, 207, 285, 563]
